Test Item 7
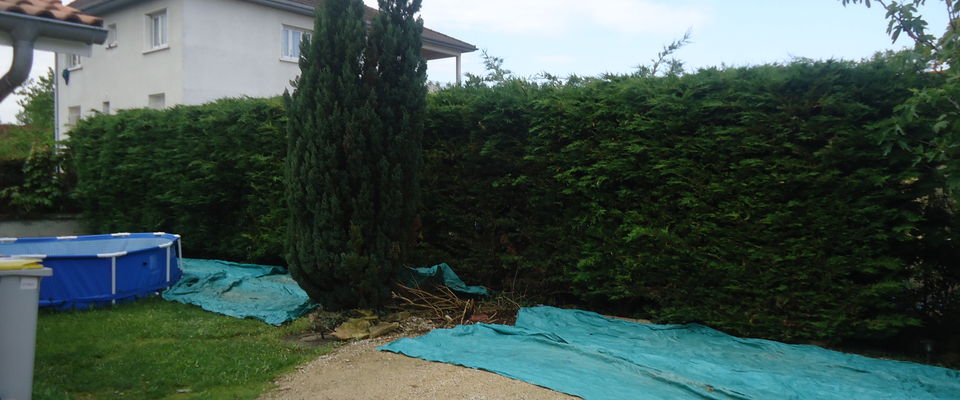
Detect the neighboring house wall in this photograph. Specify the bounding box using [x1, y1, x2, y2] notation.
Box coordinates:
[56, 0, 475, 140]
[180, 0, 313, 105]
[56, 0, 185, 139]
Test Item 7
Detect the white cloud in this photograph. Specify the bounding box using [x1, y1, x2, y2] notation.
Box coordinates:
[419, 0, 710, 37]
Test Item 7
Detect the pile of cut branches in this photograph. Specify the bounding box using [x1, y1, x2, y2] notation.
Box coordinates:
[392, 284, 519, 327]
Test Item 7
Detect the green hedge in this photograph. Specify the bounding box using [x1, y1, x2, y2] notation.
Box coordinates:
[69, 98, 287, 264]
[415, 56, 957, 341]
[532, 60, 949, 341]
[68, 56, 959, 342]
[0, 159, 25, 212]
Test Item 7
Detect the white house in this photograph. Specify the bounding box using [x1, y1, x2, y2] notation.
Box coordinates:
[55, 0, 477, 140]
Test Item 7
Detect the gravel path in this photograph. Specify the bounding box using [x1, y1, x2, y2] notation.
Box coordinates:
[259, 335, 579, 400]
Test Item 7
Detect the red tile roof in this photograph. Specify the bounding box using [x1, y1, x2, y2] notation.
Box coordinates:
[0, 0, 103, 26]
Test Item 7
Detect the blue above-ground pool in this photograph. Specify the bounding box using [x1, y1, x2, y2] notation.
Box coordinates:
[0, 233, 183, 309]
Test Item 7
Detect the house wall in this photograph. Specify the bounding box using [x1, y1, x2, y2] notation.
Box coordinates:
[56, 0, 186, 139]
[55, 0, 470, 139]
[181, 0, 314, 104]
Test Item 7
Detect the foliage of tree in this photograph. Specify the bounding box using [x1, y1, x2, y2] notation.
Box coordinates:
[285, 0, 373, 310]
[842, 0, 960, 187]
[16, 68, 55, 131]
[841, 0, 960, 339]
[285, 0, 426, 311]
[0, 145, 72, 216]
[463, 50, 514, 85]
[366, 0, 428, 267]
[0, 69, 55, 160]
[0, 69, 64, 214]
[636, 29, 693, 77]
[0, 127, 46, 161]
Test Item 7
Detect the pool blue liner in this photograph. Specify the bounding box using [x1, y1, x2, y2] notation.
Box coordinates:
[0, 233, 182, 309]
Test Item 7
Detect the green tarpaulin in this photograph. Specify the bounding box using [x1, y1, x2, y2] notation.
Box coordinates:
[400, 263, 489, 296]
[163, 259, 487, 325]
[381, 306, 960, 400]
[163, 258, 315, 325]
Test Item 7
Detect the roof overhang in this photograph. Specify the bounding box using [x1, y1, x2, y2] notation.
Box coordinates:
[237, 0, 478, 56]
[423, 36, 475, 54]
[240, 0, 315, 16]
[0, 11, 107, 56]
[69, 0, 140, 16]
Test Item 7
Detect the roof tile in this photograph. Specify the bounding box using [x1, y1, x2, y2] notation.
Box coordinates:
[0, 0, 103, 27]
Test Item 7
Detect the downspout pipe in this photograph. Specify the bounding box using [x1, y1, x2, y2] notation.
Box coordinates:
[0, 25, 36, 101]
[0, 12, 107, 102]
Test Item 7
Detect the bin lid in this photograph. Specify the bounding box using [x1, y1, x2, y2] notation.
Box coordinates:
[0, 258, 44, 270]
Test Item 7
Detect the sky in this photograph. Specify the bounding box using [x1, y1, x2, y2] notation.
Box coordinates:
[0, 0, 950, 123]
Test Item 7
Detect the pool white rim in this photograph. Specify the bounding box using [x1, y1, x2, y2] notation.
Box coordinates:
[2, 234, 182, 260]
[97, 251, 129, 258]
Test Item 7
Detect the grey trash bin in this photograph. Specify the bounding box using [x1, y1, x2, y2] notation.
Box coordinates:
[0, 262, 52, 400]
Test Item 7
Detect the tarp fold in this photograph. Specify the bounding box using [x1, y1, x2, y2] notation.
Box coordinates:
[162, 258, 315, 325]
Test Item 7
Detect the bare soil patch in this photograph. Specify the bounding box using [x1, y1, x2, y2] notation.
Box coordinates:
[259, 335, 579, 400]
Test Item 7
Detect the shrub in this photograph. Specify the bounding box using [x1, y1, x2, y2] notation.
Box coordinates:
[0, 126, 52, 161]
[69, 98, 286, 264]
[0, 159, 26, 210]
[417, 55, 958, 341]
[536, 60, 939, 340]
[67, 54, 958, 342]
[0, 145, 73, 216]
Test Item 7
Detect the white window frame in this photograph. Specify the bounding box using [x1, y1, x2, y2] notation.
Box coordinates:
[67, 106, 81, 126]
[146, 10, 168, 51]
[106, 23, 118, 49]
[281, 25, 311, 62]
[66, 54, 82, 70]
[148, 93, 166, 110]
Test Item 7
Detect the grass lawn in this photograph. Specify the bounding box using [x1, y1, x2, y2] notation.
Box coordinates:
[32, 297, 331, 400]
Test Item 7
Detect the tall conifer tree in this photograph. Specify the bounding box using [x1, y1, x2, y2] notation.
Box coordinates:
[367, 0, 427, 269]
[285, 0, 426, 310]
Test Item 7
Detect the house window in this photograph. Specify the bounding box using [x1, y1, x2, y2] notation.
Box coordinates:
[148, 93, 165, 110]
[147, 10, 168, 49]
[102, 101, 111, 114]
[106, 23, 118, 48]
[67, 106, 81, 125]
[67, 54, 81, 69]
[281, 26, 311, 61]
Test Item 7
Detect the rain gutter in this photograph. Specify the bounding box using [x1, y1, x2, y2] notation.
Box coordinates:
[0, 12, 106, 101]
